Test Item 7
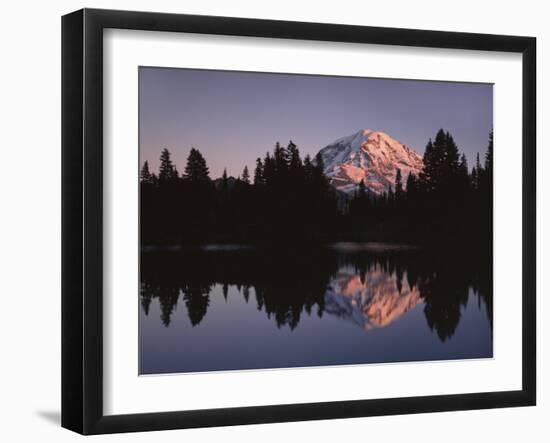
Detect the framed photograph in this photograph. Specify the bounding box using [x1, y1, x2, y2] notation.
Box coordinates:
[62, 8, 536, 435]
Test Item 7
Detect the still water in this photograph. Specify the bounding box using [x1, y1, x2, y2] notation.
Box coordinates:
[139, 243, 492, 374]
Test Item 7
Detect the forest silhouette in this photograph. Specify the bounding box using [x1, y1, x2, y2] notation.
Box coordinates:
[140, 129, 493, 247]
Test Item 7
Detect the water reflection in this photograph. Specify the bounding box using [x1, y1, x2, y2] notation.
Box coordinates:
[325, 266, 422, 332]
[140, 245, 492, 342]
[140, 245, 492, 373]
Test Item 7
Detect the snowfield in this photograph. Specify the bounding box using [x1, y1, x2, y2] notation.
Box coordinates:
[316, 129, 424, 194]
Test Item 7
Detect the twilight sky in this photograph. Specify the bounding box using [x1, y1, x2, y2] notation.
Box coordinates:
[139, 67, 493, 179]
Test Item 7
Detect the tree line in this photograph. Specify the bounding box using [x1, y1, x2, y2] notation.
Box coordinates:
[140, 128, 493, 246]
[140, 141, 338, 245]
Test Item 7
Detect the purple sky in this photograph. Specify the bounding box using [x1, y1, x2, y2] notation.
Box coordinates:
[139, 67, 493, 179]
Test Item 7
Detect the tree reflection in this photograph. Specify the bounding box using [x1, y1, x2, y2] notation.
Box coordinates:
[140, 245, 492, 341]
[182, 283, 211, 326]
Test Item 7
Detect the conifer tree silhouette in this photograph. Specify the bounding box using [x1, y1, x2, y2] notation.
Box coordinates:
[253, 158, 264, 185]
[184, 148, 210, 183]
[241, 165, 250, 184]
[159, 148, 178, 182]
[140, 160, 153, 184]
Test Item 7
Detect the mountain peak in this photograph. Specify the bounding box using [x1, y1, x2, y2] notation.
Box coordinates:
[359, 128, 384, 136]
[359, 128, 374, 136]
[316, 129, 424, 194]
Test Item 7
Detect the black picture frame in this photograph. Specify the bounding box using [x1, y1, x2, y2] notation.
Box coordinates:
[62, 8, 536, 435]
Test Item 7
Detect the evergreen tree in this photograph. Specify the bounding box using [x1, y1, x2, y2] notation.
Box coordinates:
[476, 152, 482, 174]
[350, 179, 368, 217]
[471, 166, 478, 190]
[432, 129, 448, 187]
[184, 148, 210, 183]
[484, 131, 493, 180]
[419, 129, 463, 198]
[254, 158, 264, 185]
[314, 152, 325, 175]
[443, 132, 460, 175]
[242, 165, 250, 184]
[263, 152, 276, 185]
[222, 283, 228, 301]
[419, 139, 436, 192]
[458, 153, 470, 191]
[312, 153, 328, 193]
[303, 154, 314, 181]
[140, 160, 153, 184]
[395, 168, 403, 201]
[182, 284, 211, 326]
[406, 172, 417, 198]
[221, 168, 229, 191]
[459, 153, 468, 176]
[273, 142, 288, 175]
[287, 140, 302, 175]
[159, 148, 178, 182]
[472, 152, 483, 190]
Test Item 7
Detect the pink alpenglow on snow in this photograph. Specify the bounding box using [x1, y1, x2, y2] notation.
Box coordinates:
[316, 129, 424, 194]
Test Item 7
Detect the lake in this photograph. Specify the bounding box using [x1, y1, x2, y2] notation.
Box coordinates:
[139, 243, 492, 374]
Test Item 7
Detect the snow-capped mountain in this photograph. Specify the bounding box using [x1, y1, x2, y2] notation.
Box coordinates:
[316, 129, 424, 194]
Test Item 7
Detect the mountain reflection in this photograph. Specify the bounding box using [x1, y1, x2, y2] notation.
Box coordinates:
[140, 245, 492, 342]
[325, 267, 422, 331]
